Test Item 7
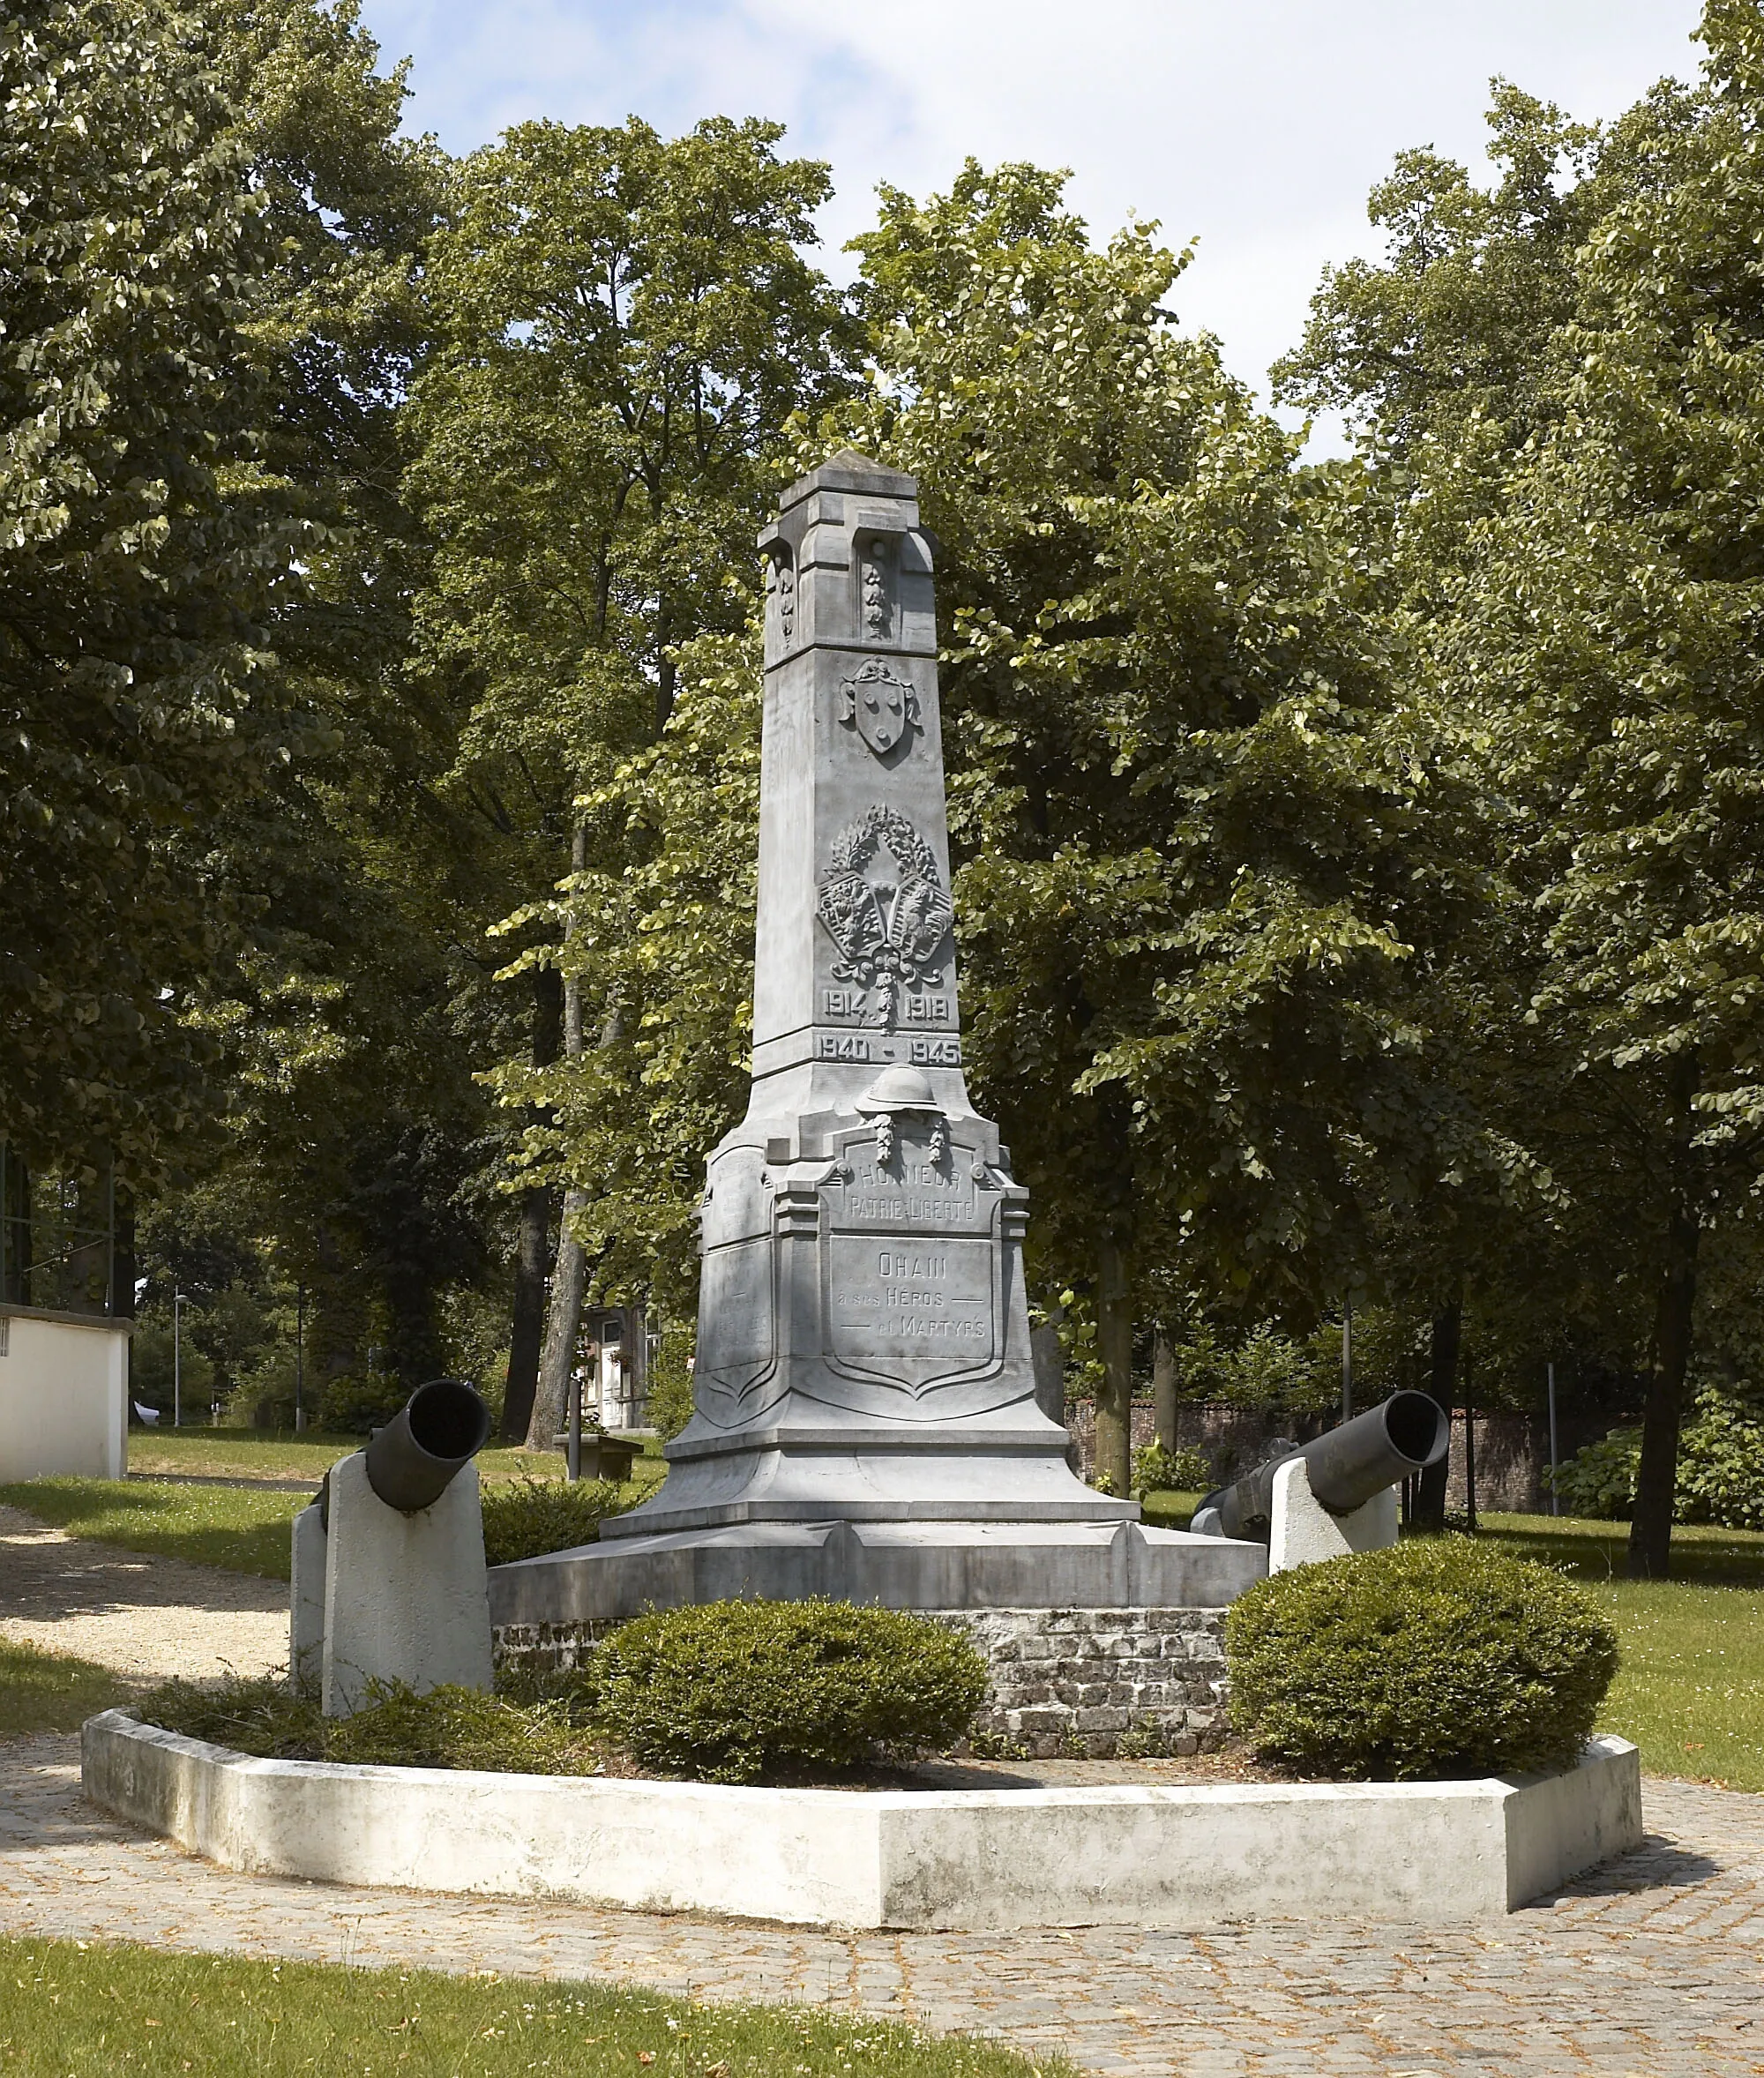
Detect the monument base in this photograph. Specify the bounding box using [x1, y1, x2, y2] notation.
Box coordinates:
[493, 1602, 1235, 1760]
[489, 1515, 1267, 1627]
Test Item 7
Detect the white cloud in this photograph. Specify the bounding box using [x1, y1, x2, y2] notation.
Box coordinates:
[360, 0, 1706, 407]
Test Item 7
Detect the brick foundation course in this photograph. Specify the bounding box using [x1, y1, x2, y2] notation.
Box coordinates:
[492, 1605, 1230, 1761]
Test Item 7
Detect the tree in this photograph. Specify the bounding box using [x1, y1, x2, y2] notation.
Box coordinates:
[405, 115, 858, 1444]
[1287, 4, 1764, 1573]
[1, 0, 303, 1183]
[822, 162, 1486, 1492]
[1456, 5, 1764, 1575]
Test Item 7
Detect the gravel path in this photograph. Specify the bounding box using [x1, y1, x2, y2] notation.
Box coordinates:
[0, 1504, 287, 1685]
[0, 1736, 1760, 2076]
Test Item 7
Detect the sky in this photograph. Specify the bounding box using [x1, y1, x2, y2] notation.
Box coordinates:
[355, 0, 1708, 432]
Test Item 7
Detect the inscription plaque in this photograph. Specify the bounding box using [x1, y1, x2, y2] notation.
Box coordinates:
[818, 1127, 1002, 1402]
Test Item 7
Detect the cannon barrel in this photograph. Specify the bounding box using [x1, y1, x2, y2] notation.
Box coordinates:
[1199, 1390, 1448, 1540]
[363, 1378, 491, 1514]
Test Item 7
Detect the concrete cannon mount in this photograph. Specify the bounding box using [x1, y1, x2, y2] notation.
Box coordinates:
[82, 1712, 1642, 1932]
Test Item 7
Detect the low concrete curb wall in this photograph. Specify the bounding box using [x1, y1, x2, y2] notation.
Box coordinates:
[82, 1712, 1641, 1932]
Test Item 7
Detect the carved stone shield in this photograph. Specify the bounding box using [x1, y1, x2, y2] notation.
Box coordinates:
[839, 659, 919, 759]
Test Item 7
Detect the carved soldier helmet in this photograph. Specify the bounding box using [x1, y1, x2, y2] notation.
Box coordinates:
[855, 1065, 940, 1114]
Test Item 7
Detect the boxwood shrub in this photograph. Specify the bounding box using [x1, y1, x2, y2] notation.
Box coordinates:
[580, 1597, 990, 1783]
[1224, 1538, 1618, 1780]
[480, 1476, 628, 1566]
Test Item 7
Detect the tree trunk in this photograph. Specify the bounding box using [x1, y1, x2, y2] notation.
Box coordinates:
[502, 967, 564, 1443]
[527, 827, 591, 1453]
[503, 1184, 556, 1442]
[1414, 1302, 1460, 1532]
[1152, 1330, 1177, 1455]
[1627, 1200, 1700, 1580]
[1094, 1240, 1133, 1497]
[528, 1189, 587, 1450]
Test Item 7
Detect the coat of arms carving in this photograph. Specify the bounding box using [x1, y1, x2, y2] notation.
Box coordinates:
[838, 658, 919, 759]
[818, 804, 953, 1028]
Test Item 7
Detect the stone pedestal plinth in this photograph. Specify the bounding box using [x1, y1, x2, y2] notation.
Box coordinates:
[319, 1455, 492, 1716]
[1267, 1456, 1399, 1573]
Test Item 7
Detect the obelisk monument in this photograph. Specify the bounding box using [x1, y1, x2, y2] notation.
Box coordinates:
[494, 453, 1261, 1620]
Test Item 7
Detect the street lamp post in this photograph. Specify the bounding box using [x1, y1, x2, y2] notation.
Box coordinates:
[173, 1289, 185, 1429]
[1341, 1295, 1354, 1424]
[295, 1283, 305, 1434]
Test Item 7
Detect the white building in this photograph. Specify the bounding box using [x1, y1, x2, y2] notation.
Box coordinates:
[0, 1303, 130, 1481]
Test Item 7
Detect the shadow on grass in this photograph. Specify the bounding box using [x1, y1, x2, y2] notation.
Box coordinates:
[0, 1478, 299, 1583]
[1481, 1513, 1764, 1588]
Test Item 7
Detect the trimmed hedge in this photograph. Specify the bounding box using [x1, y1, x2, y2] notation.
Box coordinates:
[579, 1597, 990, 1783]
[1225, 1538, 1618, 1779]
[480, 1476, 627, 1566]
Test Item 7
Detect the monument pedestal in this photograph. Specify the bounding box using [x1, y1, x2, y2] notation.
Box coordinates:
[491, 1514, 1267, 1628]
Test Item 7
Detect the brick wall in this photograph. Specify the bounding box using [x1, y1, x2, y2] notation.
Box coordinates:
[494, 1605, 1231, 1761]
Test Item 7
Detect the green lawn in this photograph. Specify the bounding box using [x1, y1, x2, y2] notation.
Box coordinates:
[0, 1446, 670, 1583]
[0, 1938, 1069, 2078]
[1480, 1512, 1764, 1792]
[0, 1641, 129, 1737]
[1140, 1489, 1200, 1529]
[126, 1426, 666, 1490]
[0, 1478, 304, 1580]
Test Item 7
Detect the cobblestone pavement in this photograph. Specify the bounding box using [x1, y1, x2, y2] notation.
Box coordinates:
[0, 1505, 286, 1684]
[2, 1731, 1760, 2075]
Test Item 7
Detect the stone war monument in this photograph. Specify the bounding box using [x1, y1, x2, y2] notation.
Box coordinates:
[495, 452, 1267, 1641]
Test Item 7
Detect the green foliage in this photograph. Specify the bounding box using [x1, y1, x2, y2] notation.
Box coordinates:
[580, 1599, 989, 1783]
[138, 1674, 602, 1774]
[1, 0, 303, 1176]
[829, 159, 1489, 1327]
[127, 1320, 216, 1418]
[487, 633, 764, 1315]
[0, 1938, 1072, 2078]
[644, 1324, 698, 1441]
[1162, 1319, 1349, 1417]
[1131, 1441, 1209, 1496]
[1226, 1539, 1618, 1779]
[1553, 1393, 1764, 1530]
[318, 1371, 407, 1434]
[479, 1475, 627, 1566]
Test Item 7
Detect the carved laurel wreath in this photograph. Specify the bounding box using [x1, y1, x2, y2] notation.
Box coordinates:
[818, 805, 953, 1023]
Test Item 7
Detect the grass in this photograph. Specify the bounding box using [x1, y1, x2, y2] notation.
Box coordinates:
[126, 1426, 668, 1491]
[0, 1477, 304, 1580]
[1139, 1489, 1200, 1529]
[1479, 1512, 1764, 1793]
[0, 1937, 1072, 2078]
[0, 1640, 128, 1737]
[1, 1450, 663, 1582]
